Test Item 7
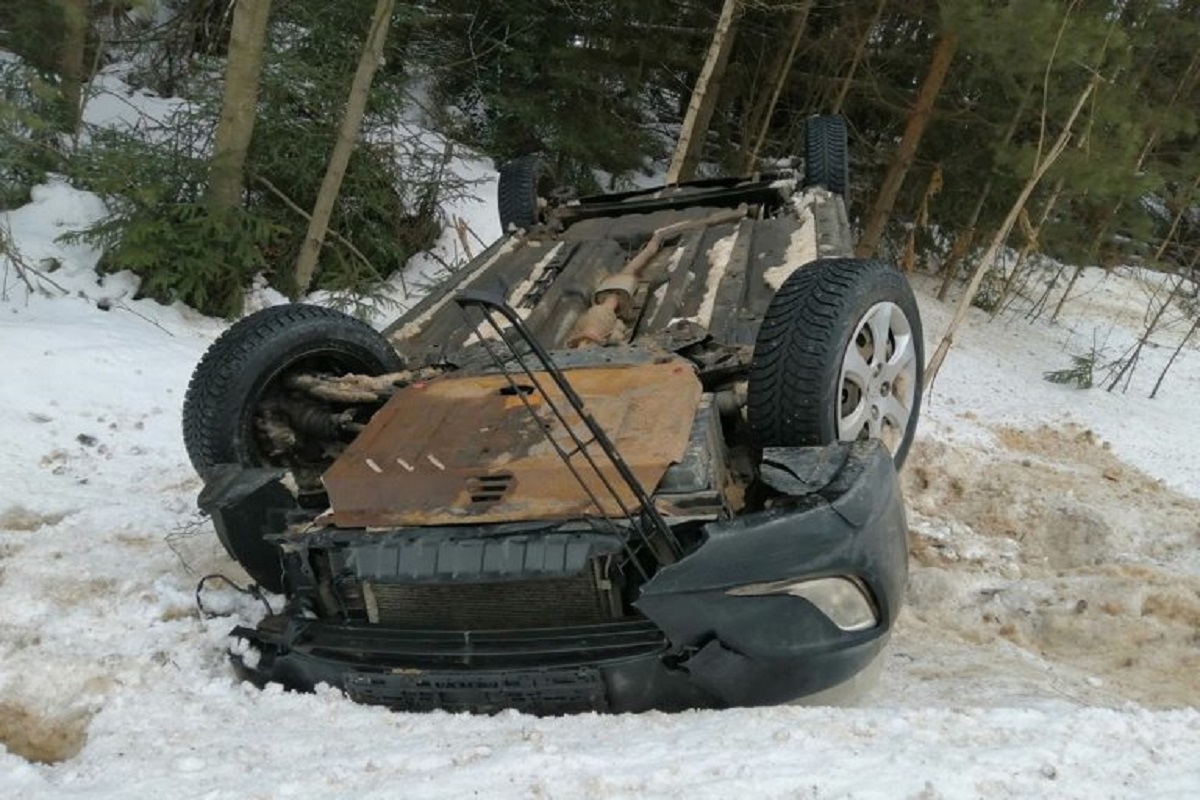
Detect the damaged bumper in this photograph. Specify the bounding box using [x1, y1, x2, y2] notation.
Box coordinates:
[224, 441, 908, 714]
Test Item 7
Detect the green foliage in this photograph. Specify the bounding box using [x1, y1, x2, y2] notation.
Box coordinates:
[969, 267, 1004, 313]
[0, 1, 68, 73]
[1044, 353, 1096, 390]
[82, 203, 282, 317]
[64, 120, 283, 316]
[245, 3, 442, 295]
[413, 0, 690, 188]
[60, 2, 448, 316]
[0, 0, 92, 130]
[4, 0, 1198, 319]
[0, 59, 65, 208]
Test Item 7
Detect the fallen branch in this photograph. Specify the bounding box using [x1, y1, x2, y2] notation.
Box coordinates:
[1150, 312, 1199, 399]
[453, 216, 474, 260]
[0, 221, 69, 299]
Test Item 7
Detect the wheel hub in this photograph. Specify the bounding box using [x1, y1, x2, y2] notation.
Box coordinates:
[838, 301, 918, 455]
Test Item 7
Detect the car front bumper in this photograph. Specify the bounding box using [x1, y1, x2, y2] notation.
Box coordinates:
[227, 441, 909, 714]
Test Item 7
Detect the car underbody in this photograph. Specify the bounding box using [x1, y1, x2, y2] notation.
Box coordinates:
[185, 118, 925, 714]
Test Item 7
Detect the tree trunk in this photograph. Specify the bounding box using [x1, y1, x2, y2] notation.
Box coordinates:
[936, 84, 1033, 300]
[294, 0, 395, 295]
[1151, 315, 1200, 399]
[1152, 173, 1200, 264]
[667, 0, 740, 184]
[831, 0, 887, 115]
[924, 72, 1100, 388]
[855, 30, 958, 259]
[993, 178, 1064, 318]
[207, 0, 273, 215]
[1150, 251, 1200, 398]
[738, 2, 811, 173]
[900, 164, 942, 272]
[58, 0, 88, 133]
[1047, 202, 1122, 323]
[1107, 276, 1182, 392]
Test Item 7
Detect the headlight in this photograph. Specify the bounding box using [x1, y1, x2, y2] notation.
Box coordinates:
[726, 576, 878, 631]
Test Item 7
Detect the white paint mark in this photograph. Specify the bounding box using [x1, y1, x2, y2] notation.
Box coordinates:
[364, 458, 382, 474]
[395, 458, 414, 472]
[427, 454, 446, 471]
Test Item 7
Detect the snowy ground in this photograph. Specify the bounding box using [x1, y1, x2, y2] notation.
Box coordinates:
[2, 104, 1199, 797]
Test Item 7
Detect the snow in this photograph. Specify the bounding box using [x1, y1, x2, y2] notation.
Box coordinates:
[3, 127, 1200, 799]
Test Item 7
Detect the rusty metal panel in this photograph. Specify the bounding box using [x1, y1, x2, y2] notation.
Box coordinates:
[323, 359, 703, 528]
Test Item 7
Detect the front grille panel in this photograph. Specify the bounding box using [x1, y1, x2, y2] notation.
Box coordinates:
[367, 573, 611, 630]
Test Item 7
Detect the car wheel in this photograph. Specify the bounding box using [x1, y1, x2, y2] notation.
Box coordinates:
[804, 115, 849, 201]
[497, 155, 554, 232]
[183, 304, 403, 489]
[748, 258, 923, 468]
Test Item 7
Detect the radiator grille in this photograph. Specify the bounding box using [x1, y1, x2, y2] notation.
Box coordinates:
[366, 573, 612, 630]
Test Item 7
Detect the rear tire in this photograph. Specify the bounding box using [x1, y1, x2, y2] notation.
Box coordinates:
[748, 258, 923, 468]
[497, 155, 554, 231]
[804, 115, 849, 200]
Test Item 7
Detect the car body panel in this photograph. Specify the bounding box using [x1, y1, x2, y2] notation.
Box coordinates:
[226, 440, 905, 714]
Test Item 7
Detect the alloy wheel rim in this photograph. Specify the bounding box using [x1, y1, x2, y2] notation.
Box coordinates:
[837, 301, 918, 455]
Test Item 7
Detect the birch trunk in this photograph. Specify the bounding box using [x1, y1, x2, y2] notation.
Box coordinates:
[667, 0, 740, 184]
[294, 0, 395, 295]
[207, 0, 273, 215]
[59, 0, 88, 133]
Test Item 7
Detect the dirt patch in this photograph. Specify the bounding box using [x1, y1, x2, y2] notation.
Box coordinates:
[0, 702, 92, 763]
[0, 505, 67, 532]
[897, 424, 1200, 708]
[38, 576, 120, 609]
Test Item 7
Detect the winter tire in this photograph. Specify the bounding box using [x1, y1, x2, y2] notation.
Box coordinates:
[804, 115, 849, 200]
[497, 155, 554, 232]
[183, 304, 403, 487]
[748, 258, 923, 468]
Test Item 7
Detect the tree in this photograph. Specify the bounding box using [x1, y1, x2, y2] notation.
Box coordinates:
[207, 0, 273, 215]
[831, 0, 888, 115]
[737, 1, 812, 172]
[855, 28, 958, 258]
[294, 0, 395, 295]
[925, 1, 1116, 386]
[58, 0, 87, 134]
[668, 0, 741, 183]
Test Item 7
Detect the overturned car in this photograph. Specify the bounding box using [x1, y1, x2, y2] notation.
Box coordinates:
[183, 116, 924, 714]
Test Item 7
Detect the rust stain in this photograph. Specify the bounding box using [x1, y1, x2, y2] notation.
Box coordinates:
[323, 359, 702, 527]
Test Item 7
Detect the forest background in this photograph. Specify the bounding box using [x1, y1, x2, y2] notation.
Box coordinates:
[1, 0, 1197, 337]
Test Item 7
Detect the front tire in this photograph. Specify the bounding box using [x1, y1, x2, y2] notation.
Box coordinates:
[183, 304, 403, 489]
[183, 304, 402, 590]
[748, 258, 923, 468]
